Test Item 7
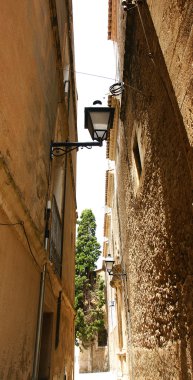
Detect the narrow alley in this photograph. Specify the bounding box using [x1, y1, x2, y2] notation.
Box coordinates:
[0, 0, 192, 379]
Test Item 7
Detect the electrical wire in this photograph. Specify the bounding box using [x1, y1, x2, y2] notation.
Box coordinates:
[64, 68, 116, 82]
[109, 81, 146, 96]
[0, 221, 63, 299]
[131, 1, 193, 186]
[0, 221, 41, 270]
[64, 69, 145, 97]
[20, 222, 41, 269]
[48, 271, 57, 298]
[0, 222, 22, 226]
[136, 3, 154, 59]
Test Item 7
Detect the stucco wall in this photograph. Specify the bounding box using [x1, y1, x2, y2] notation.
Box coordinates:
[0, 1, 76, 379]
[0, 209, 40, 379]
[0, 0, 59, 233]
[53, 300, 75, 379]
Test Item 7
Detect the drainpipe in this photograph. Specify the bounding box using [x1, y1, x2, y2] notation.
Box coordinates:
[60, 150, 68, 278]
[32, 263, 47, 380]
[32, 200, 52, 378]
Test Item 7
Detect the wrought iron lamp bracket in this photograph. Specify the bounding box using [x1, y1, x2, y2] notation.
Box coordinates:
[108, 270, 127, 277]
[50, 140, 103, 159]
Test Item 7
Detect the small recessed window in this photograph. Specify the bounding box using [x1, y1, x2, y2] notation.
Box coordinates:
[98, 328, 108, 347]
[133, 134, 142, 179]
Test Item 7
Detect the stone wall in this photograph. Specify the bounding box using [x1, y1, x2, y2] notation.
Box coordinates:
[147, 0, 193, 147]
[111, 1, 193, 378]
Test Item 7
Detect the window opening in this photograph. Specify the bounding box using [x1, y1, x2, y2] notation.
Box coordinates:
[133, 134, 142, 179]
[50, 196, 62, 277]
[98, 327, 108, 347]
[38, 312, 53, 380]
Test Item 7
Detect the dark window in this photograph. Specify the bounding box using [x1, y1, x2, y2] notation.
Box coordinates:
[55, 291, 62, 349]
[133, 134, 142, 178]
[50, 196, 62, 277]
[98, 327, 108, 347]
[38, 312, 53, 380]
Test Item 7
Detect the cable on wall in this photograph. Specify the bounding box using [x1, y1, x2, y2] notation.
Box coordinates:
[63, 69, 146, 97]
[109, 81, 146, 96]
[136, 2, 154, 59]
[0, 221, 41, 270]
[109, 82, 125, 96]
[135, 0, 193, 185]
[48, 271, 57, 299]
[73, 70, 116, 81]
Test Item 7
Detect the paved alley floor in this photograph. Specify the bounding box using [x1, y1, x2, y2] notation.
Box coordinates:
[75, 371, 115, 379]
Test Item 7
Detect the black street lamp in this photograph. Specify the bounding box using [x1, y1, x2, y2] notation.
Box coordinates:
[104, 254, 127, 277]
[104, 254, 115, 275]
[85, 105, 114, 143]
[50, 102, 115, 158]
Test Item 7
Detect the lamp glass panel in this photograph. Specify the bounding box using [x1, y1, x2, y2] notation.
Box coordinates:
[89, 111, 110, 131]
[94, 130, 106, 139]
[106, 260, 114, 271]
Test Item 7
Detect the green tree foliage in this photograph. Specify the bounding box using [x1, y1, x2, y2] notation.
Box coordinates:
[75, 209, 105, 348]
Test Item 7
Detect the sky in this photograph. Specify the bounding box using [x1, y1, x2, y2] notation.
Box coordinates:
[72, 0, 116, 249]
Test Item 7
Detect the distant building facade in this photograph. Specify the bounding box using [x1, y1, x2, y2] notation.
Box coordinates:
[0, 1, 77, 379]
[104, 97, 130, 380]
[78, 269, 109, 374]
[104, 1, 193, 379]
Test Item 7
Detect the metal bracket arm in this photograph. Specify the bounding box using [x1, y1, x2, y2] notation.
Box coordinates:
[50, 140, 103, 158]
[108, 271, 127, 277]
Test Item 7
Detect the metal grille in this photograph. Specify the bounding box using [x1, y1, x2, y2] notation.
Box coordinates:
[50, 196, 62, 277]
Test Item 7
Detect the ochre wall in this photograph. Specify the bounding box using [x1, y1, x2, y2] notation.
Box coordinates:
[0, 0, 59, 232]
[0, 209, 40, 379]
[0, 0, 76, 379]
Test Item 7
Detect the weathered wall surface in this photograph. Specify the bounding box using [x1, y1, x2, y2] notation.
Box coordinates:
[0, 0, 77, 379]
[79, 343, 109, 373]
[0, 0, 59, 233]
[147, 0, 193, 147]
[113, 1, 193, 378]
[0, 210, 40, 380]
[52, 300, 75, 379]
[62, 156, 76, 304]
